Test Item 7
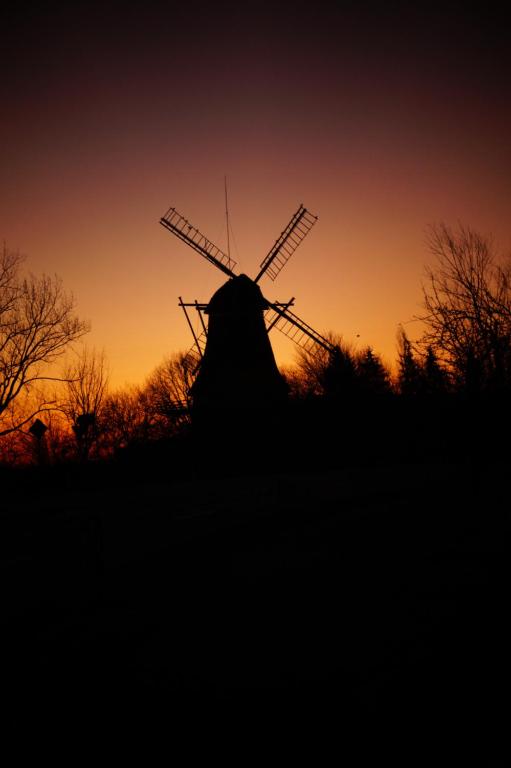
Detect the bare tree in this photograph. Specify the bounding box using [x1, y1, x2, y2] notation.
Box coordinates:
[62, 347, 109, 459]
[280, 364, 310, 399]
[0, 424, 31, 465]
[417, 223, 511, 391]
[292, 332, 358, 398]
[0, 245, 21, 319]
[63, 347, 108, 420]
[143, 352, 193, 434]
[0, 245, 89, 434]
[99, 386, 150, 454]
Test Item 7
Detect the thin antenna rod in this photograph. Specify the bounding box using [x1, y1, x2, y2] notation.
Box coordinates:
[224, 176, 231, 261]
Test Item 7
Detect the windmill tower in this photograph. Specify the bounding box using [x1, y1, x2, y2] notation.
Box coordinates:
[160, 203, 337, 429]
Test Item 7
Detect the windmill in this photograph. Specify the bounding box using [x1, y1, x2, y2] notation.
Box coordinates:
[159, 203, 337, 421]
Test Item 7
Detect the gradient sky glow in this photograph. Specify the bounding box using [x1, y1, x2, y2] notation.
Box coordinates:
[2, 1, 510, 387]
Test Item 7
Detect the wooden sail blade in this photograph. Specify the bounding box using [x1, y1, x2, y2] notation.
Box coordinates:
[182, 343, 203, 376]
[265, 302, 336, 358]
[255, 205, 317, 284]
[160, 207, 237, 277]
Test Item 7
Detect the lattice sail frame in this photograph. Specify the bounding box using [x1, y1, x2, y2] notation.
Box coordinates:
[255, 205, 318, 283]
[160, 207, 237, 277]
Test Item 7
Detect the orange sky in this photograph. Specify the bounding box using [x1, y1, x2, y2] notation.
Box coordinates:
[2, 1, 510, 388]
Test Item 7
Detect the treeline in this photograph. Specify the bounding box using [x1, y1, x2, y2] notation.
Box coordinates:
[289, 223, 511, 401]
[1, 221, 510, 467]
[0, 353, 193, 465]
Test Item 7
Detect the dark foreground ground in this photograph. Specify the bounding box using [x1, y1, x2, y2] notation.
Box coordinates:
[1, 449, 508, 757]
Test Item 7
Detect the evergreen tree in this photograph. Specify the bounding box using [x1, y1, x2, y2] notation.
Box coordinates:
[321, 344, 359, 399]
[357, 347, 392, 395]
[422, 346, 450, 395]
[397, 328, 422, 395]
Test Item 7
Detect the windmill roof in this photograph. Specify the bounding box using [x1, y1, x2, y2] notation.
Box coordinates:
[206, 274, 268, 315]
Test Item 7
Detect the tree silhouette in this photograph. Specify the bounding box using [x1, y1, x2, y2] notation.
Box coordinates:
[396, 330, 450, 396]
[357, 346, 392, 395]
[322, 345, 360, 399]
[397, 327, 423, 396]
[417, 223, 511, 393]
[292, 332, 359, 398]
[0, 245, 89, 435]
[62, 347, 108, 460]
[99, 387, 150, 454]
[143, 352, 193, 435]
[421, 345, 450, 395]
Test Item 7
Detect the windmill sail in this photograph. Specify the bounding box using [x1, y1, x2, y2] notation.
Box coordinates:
[160, 207, 237, 277]
[255, 205, 317, 283]
[182, 337, 205, 374]
[265, 302, 336, 358]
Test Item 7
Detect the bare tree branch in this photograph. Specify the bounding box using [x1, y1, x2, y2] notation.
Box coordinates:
[142, 352, 192, 433]
[0, 245, 90, 432]
[62, 347, 109, 423]
[415, 223, 511, 390]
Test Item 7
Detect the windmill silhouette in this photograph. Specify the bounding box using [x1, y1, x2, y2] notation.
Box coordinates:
[160, 203, 336, 420]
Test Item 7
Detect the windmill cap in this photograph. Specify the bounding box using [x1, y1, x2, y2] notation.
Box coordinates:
[206, 274, 269, 315]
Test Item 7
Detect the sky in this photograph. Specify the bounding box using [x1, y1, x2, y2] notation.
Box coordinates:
[1, 0, 510, 388]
